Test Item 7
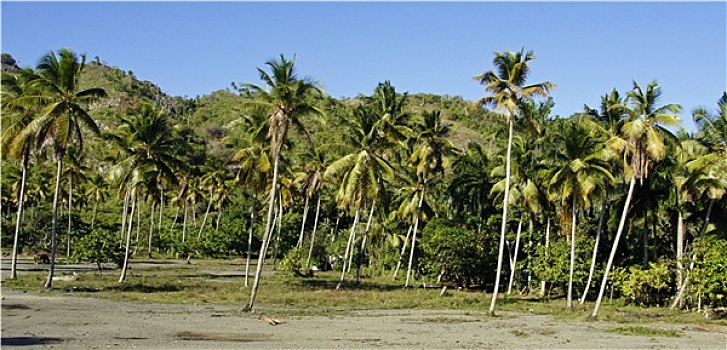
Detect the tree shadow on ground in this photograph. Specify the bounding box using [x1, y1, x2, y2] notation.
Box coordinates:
[298, 279, 403, 292]
[103, 283, 181, 293]
[1, 337, 63, 346]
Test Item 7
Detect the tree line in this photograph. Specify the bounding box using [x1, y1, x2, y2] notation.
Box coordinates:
[1, 48, 725, 316]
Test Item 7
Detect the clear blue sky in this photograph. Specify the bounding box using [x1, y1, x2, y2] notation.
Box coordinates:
[2, 1, 725, 131]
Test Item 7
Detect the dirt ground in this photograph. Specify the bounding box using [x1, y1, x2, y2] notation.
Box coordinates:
[2, 288, 726, 350]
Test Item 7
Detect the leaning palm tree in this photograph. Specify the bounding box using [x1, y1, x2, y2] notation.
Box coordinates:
[242, 54, 323, 312]
[14, 49, 107, 288]
[547, 118, 614, 310]
[474, 48, 554, 315]
[578, 90, 626, 304]
[591, 80, 680, 317]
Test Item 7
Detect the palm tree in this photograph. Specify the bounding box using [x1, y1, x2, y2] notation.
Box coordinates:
[198, 160, 228, 240]
[293, 147, 329, 269]
[325, 105, 395, 288]
[242, 54, 323, 312]
[404, 110, 456, 287]
[15, 49, 107, 288]
[446, 143, 494, 219]
[670, 94, 727, 309]
[474, 48, 554, 315]
[591, 80, 680, 317]
[578, 90, 626, 304]
[230, 111, 270, 287]
[108, 102, 184, 282]
[1, 68, 41, 279]
[547, 118, 614, 309]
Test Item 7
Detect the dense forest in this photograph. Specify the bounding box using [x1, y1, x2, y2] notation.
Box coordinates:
[1, 49, 725, 315]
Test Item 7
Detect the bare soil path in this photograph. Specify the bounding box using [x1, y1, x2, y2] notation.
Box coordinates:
[2, 288, 726, 350]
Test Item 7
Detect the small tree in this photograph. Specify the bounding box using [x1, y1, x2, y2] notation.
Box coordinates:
[72, 227, 124, 272]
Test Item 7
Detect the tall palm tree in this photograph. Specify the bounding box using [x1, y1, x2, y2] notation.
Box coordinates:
[242, 54, 323, 311]
[670, 94, 727, 308]
[547, 118, 614, 309]
[230, 111, 270, 288]
[579, 90, 626, 304]
[325, 105, 395, 288]
[108, 102, 184, 282]
[474, 48, 554, 315]
[404, 110, 456, 287]
[591, 80, 680, 317]
[15, 49, 107, 288]
[1, 68, 41, 279]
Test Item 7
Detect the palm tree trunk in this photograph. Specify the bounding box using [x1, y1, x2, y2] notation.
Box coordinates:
[171, 206, 179, 229]
[670, 199, 714, 309]
[527, 212, 534, 294]
[489, 117, 514, 315]
[393, 224, 413, 280]
[540, 217, 551, 297]
[581, 198, 607, 304]
[67, 177, 73, 257]
[120, 188, 130, 248]
[182, 200, 188, 243]
[676, 210, 684, 289]
[245, 201, 255, 288]
[355, 201, 376, 284]
[135, 199, 141, 253]
[306, 195, 322, 270]
[10, 156, 28, 280]
[148, 201, 156, 258]
[406, 186, 427, 288]
[507, 214, 523, 295]
[272, 199, 283, 270]
[337, 208, 360, 290]
[119, 191, 136, 283]
[567, 196, 577, 310]
[44, 157, 63, 289]
[245, 154, 281, 311]
[297, 195, 310, 248]
[591, 177, 636, 317]
[198, 188, 214, 240]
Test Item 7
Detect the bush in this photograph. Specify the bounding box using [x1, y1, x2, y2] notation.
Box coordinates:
[72, 227, 125, 271]
[611, 262, 673, 307]
[279, 247, 309, 276]
[420, 218, 489, 288]
[692, 236, 727, 307]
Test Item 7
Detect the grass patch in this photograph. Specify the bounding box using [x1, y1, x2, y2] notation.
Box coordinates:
[509, 329, 528, 337]
[605, 326, 683, 338]
[2, 259, 725, 327]
[421, 316, 481, 323]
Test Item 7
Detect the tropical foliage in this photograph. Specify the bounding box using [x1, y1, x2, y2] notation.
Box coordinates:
[1, 48, 725, 317]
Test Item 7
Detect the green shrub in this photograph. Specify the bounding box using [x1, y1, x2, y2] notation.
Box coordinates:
[611, 262, 673, 307]
[279, 247, 309, 276]
[72, 227, 124, 271]
[420, 218, 489, 288]
[692, 236, 727, 307]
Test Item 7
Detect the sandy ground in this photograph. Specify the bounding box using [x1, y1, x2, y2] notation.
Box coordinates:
[2, 288, 726, 350]
[1, 259, 726, 349]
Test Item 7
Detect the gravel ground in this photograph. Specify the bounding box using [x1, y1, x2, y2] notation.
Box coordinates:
[2, 289, 726, 350]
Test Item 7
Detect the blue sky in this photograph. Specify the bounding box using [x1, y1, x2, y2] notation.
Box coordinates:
[2, 1, 725, 131]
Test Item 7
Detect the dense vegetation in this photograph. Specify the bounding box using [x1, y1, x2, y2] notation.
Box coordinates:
[2, 49, 725, 317]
